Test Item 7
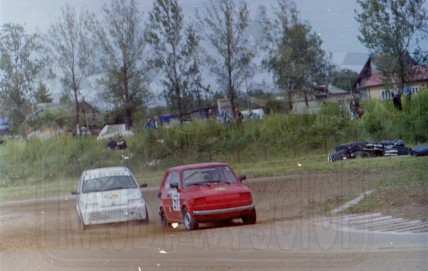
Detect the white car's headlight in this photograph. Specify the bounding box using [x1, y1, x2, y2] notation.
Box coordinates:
[127, 198, 144, 207]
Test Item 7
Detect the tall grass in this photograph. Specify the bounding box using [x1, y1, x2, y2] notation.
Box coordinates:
[0, 89, 427, 191]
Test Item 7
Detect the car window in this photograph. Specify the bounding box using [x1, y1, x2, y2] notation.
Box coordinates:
[221, 166, 238, 183]
[164, 171, 179, 190]
[82, 175, 137, 193]
[182, 169, 205, 187]
[182, 166, 238, 188]
[170, 171, 179, 189]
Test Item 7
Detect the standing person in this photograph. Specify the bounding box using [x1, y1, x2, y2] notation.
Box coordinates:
[392, 86, 402, 110]
[207, 108, 216, 120]
[144, 118, 158, 130]
[403, 83, 412, 102]
[143, 117, 150, 130]
[234, 106, 243, 127]
[73, 124, 81, 137]
[349, 95, 360, 121]
[153, 116, 159, 129]
[220, 107, 233, 128]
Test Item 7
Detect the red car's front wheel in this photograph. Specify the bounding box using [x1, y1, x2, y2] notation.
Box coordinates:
[183, 207, 199, 230]
[242, 208, 257, 225]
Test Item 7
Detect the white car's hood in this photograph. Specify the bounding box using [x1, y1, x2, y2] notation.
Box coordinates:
[80, 189, 143, 207]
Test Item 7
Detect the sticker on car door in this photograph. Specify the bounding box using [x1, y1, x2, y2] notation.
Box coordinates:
[172, 192, 180, 211]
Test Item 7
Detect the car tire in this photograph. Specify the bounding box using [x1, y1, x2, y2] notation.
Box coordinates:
[183, 207, 198, 231]
[242, 208, 257, 225]
[141, 208, 149, 224]
[159, 209, 170, 228]
[78, 213, 85, 230]
[354, 151, 368, 158]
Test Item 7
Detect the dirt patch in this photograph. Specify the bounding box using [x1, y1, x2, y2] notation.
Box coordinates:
[365, 186, 428, 222]
[0, 172, 426, 252]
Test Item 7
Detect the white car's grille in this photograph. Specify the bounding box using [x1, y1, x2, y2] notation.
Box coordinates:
[90, 209, 128, 219]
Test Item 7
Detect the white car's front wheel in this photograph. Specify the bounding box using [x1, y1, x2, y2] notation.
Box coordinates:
[141, 208, 149, 224]
[77, 212, 85, 230]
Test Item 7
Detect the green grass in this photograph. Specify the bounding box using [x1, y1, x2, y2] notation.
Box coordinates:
[1, 154, 426, 202]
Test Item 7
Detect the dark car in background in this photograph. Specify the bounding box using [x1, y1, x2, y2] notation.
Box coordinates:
[410, 145, 428, 156]
[328, 141, 384, 161]
[378, 140, 412, 156]
[328, 139, 411, 161]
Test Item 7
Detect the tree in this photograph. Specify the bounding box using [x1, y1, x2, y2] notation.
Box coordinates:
[146, 0, 202, 118]
[197, 0, 255, 109]
[0, 23, 45, 134]
[263, 0, 332, 110]
[46, 5, 97, 127]
[35, 81, 53, 103]
[330, 69, 359, 93]
[356, 0, 428, 88]
[94, 0, 152, 130]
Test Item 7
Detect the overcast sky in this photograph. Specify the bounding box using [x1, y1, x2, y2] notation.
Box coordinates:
[1, 0, 373, 70]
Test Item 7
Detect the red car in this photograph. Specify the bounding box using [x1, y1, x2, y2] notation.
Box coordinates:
[158, 162, 256, 230]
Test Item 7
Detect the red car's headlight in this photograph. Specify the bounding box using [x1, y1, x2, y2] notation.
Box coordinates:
[239, 192, 252, 201]
[193, 197, 207, 205]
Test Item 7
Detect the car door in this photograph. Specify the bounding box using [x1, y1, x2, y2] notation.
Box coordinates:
[160, 171, 181, 221]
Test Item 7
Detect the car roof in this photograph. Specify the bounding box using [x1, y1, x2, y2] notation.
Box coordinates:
[167, 162, 230, 172]
[82, 167, 132, 180]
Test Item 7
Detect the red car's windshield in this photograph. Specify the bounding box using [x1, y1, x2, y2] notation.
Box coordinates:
[182, 165, 238, 188]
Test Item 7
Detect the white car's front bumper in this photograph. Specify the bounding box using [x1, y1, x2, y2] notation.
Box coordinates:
[80, 203, 148, 225]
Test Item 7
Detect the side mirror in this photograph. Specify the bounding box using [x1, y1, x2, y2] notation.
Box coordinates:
[239, 175, 247, 181]
[139, 183, 148, 188]
[70, 190, 79, 195]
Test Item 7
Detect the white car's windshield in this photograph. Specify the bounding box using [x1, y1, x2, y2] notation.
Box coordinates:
[82, 175, 137, 193]
[182, 166, 238, 188]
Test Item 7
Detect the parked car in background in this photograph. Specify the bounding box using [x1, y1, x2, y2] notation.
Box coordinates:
[411, 145, 428, 156]
[158, 162, 256, 231]
[241, 109, 265, 121]
[328, 139, 411, 161]
[72, 167, 148, 229]
[328, 141, 383, 161]
[378, 140, 412, 156]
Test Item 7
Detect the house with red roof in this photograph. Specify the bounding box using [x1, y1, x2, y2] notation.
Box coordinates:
[353, 56, 428, 101]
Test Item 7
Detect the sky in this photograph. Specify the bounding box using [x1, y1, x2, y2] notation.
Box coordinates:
[0, 0, 371, 71]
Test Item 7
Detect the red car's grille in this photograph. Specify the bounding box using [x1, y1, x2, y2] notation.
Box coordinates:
[206, 193, 240, 202]
[194, 192, 252, 210]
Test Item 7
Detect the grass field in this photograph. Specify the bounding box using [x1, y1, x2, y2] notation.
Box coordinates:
[1, 154, 426, 202]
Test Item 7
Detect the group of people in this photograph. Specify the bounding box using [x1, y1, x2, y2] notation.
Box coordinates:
[107, 136, 127, 150]
[144, 116, 159, 130]
[218, 107, 243, 128]
[72, 124, 90, 137]
[349, 83, 412, 120]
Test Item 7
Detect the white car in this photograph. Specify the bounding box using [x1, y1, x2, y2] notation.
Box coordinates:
[73, 167, 149, 229]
